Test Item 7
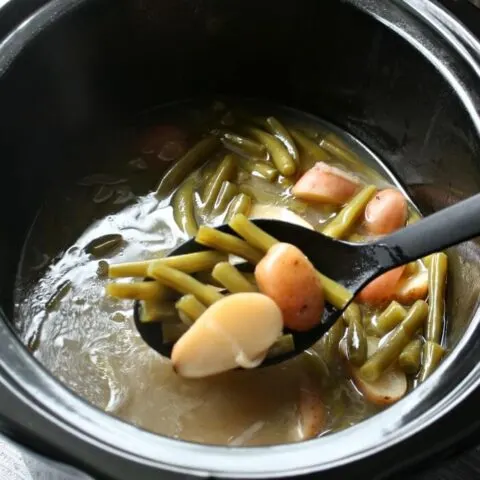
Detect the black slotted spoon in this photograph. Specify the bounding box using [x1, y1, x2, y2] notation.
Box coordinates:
[134, 192, 480, 367]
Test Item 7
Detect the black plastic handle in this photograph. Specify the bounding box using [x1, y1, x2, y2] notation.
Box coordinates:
[379, 192, 480, 265]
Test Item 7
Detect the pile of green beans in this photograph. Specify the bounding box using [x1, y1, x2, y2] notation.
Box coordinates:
[104, 104, 450, 388]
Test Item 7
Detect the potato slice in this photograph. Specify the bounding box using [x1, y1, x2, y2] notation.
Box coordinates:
[364, 188, 408, 235]
[297, 375, 326, 441]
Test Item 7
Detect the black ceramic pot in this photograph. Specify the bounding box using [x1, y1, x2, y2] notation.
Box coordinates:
[1, 1, 480, 479]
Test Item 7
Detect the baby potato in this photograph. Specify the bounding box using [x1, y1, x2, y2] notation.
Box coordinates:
[172, 293, 283, 378]
[364, 188, 407, 235]
[292, 162, 360, 205]
[255, 243, 324, 331]
[356, 266, 405, 306]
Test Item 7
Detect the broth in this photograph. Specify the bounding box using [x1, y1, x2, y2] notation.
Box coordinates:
[14, 100, 443, 446]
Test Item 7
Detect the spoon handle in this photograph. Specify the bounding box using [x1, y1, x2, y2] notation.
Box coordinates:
[379, 192, 480, 265]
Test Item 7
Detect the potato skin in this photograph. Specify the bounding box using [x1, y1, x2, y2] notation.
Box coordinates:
[364, 188, 407, 235]
[255, 243, 324, 331]
[357, 266, 405, 306]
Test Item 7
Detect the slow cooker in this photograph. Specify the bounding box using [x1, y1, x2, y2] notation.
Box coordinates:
[1, 0, 480, 478]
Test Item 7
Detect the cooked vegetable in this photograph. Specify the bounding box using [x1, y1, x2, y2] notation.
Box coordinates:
[202, 154, 237, 212]
[172, 177, 198, 236]
[84, 234, 123, 258]
[346, 318, 367, 366]
[323, 185, 376, 239]
[175, 294, 207, 324]
[266, 334, 295, 358]
[342, 303, 362, 326]
[321, 318, 345, 363]
[293, 162, 361, 206]
[248, 204, 313, 230]
[171, 293, 283, 378]
[244, 126, 296, 177]
[360, 300, 429, 382]
[426, 252, 448, 344]
[398, 338, 422, 375]
[357, 266, 406, 306]
[368, 301, 407, 336]
[108, 251, 228, 278]
[140, 300, 178, 323]
[290, 129, 331, 169]
[156, 136, 219, 197]
[264, 117, 299, 165]
[212, 262, 257, 293]
[237, 158, 278, 182]
[255, 243, 324, 331]
[419, 341, 445, 382]
[212, 181, 238, 216]
[196, 226, 263, 264]
[320, 133, 360, 167]
[228, 213, 353, 309]
[364, 189, 408, 235]
[350, 337, 407, 406]
[225, 193, 253, 222]
[395, 270, 428, 304]
[45, 280, 72, 311]
[106, 281, 167, 301]
[148, 263, 224, 306]
[298, 375, 326, 440]
[221, 132, 267, 161]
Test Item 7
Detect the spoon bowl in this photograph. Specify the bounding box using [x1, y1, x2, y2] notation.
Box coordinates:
[134, 192, 480, 366]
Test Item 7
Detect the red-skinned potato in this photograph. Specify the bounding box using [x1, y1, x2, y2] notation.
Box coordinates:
[297, 375, 326, 440]
[292, 162, 360, 205]
[356, 266, 406, 306]
[364, 188, 408, 235]
[255, 243, 324, 331]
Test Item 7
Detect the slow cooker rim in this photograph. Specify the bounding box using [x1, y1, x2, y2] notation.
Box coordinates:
[1, 0, 480, 477]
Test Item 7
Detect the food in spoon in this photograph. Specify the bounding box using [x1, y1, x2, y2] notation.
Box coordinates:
[171, 293, 283, 378]
[17, 101, 450, 446]
[255, 243, 324, 332]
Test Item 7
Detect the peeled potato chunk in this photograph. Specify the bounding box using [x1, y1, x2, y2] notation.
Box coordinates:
[292, 162, 360, 205]
[249, 204, 314, 230]
[364, 188, 408, 235]
[171, 293, 283, 378]
[255, 243, 324, 331]
[395, 270, 428, 304]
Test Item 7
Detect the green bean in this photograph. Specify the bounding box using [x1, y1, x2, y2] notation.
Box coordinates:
[195, 226, 264, 264]
[46, 280, 72, 311]
[320, 133, 360, 167]
[342, 302, 362, 325]
[176, 294, 207, 323]
[106, 281, 167, 301]
[399, 338, 422, 375]
[84, 234, 123, 258]
[266, 334, 295, 358]
[147, 263, 223, 306]
[277, 176, 294, 189]
[212, 181, 238, 215]
[221, 132, 267, 160]
[203, 154, 237, 212]
[162, 323, 188, 344]
[225, 193, 253, 222]
[426, 252, 448, 344]
[156, 136, 218, 197]
[212, 262, 258, 293]
[172, 177, 198, 237]
[244, 126, 296, 177]
[228, 213, 353, 309]
[322, 185, 377, 239]
[346, 318, 367, 366]
[108, 251, 228, 278]
[407, 211, 421, 225]
[360, 300, 429, 382]
[320, 318, 345, 364]
[140, 300, 178, 323]
[368, 301, 407, 337]
[419, 341, 445, 382]
[265, 117, 299, 165]
[347, 233, 367, 243]
[237, 158, 278, 182]
[290, 129, 330, 169]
